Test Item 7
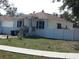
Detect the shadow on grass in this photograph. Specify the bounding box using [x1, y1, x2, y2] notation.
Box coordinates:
[24, 35, 46, 39]
[24, 35, 79, 42]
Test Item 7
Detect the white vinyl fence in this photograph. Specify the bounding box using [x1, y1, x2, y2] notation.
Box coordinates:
[36, 28, 79, 40]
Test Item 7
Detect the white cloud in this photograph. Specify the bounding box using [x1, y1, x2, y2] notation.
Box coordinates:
[9, 0, 63, 14]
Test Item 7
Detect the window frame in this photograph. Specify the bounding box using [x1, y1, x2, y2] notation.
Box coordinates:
[17, 20, 23, 27]
[36, 21, 45, 29]
[57, 23, 62, 29]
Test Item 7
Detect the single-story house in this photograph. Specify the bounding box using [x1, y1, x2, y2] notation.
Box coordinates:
[0, 11, 79, 40]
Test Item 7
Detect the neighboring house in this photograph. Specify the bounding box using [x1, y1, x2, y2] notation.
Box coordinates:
[0, 11, 79, 40]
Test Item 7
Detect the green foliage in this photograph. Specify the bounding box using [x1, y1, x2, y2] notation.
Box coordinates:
[53, 0, 79, 21]
[60, 11, 75, 22]
[17, 26, 25, 40]
[0, 0, 17, 16]
[6, 7, 17, 16]
[0, 13, 2, 16]
[0, 0, 10, 11]
[17, 32, 23, 40]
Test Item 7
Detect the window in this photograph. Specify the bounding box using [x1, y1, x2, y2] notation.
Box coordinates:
[57, 23, 62, 29]
[36, 21, 44, 29]
[73, 23, 79, 28]
[17, 21, 22, 27]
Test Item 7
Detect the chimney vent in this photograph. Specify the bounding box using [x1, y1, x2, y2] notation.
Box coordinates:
[42, 10, 44, 13]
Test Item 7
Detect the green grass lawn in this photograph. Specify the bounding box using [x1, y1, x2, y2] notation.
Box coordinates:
[0, 50, 61, 59]
[0, 37, 79, 52]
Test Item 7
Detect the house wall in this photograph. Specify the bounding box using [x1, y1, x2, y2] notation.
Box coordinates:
[0, 17, 23, 35]
[48, 19, 73, 29]
[1, 20, 14, 34]
[0, 14, 79, 40]
[11, 17, 24, 30]
[2, 21, 13, 27]
[24, 18, 30, 27]
[32, 17, 79, 40]
[44, 18, 79, 40]
[30, 12, 78, 40]
[12, 18, 20, 30]
[32, 19, 48, 36]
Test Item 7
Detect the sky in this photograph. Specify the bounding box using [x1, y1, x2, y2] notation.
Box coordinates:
[0, 0, 63, 14]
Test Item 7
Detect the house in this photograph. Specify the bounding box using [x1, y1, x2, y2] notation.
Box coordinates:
[24, 11, 79, 40]
[0, 11, 79, 40]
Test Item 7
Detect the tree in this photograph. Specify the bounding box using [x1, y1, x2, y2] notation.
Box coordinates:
[53, 0, 79, 21]
[0, 0, 10, 10]
[0, 0, 17, 16]
[6, 6, 17, 16]
[16, 13, 25, 16]
[0, 13, 2, 16]
[60, 11, 74, 22]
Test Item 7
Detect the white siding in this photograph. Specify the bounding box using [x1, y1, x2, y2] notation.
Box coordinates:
[2, 21, 13, 27]
[48, 19, 73, 29]
[24, 19, 29, 27]
[37, 28, 79, 40]
[34, 19, 79, 40]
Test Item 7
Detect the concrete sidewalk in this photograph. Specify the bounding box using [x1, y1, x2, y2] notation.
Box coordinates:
[0, 45, 79, 59]
[0, 35, 17, 39]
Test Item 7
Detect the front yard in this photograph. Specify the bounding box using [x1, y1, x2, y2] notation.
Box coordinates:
[0, 37, 79, 52]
